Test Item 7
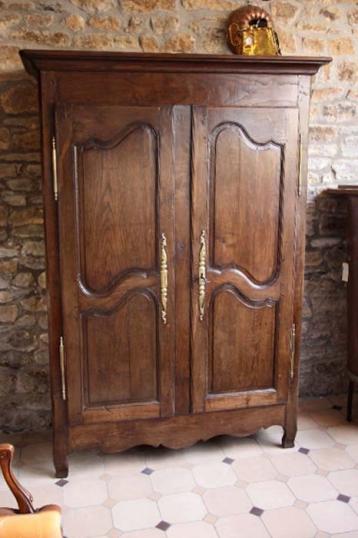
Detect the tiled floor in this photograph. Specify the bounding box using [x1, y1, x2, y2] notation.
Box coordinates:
[1, 394, 358, 537]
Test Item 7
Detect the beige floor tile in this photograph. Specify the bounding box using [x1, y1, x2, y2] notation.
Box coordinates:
[203, 486, 252, 516]
[328, 469, 358, 497]
[151, 467, 195, 495]
[270, 452, 317, 477]
[288, 474, 337, 502]
[64, 477, 108, 508]
[112, 498, 161, 532]
[309, 447, 355, 471]
[158, 492, 206, 523]
[68, 450, 105, 479]
[145, 446, 191, 468]
[346, 444, 358, 463]
[121, 530, 164, 538]
[108, 473, 153, 501]
[26, 483, 64, 509]
[182, 440, 225, 465]
[330, 531, 358, 538]
[296, 429, 335, 450]
[63, 505, 112, 537]
[307, 500, 358, 534]
[205, 513, 218, 524]
[233, 455, 277, 482]
[255, 426, 296, 455]
[220, 436, 264, 459]
[216, 513, 270, 538]
[297, 414, 319, 430]
[192, 462, 236, 489]
[0, 488, 18, 510]
[21, 441, 52, 465]
[308, 409, 346, 428]
[167, 521, 218, 538]
[103, 450, 145, 477]
[351, 498, 358, 516]
[262, 506, 316, 538]
[17, 462, 56, 487]
[246, 480, 295, 510]
[328, 426, 358, 446]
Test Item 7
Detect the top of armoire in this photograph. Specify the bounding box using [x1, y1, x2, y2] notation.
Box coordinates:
[20, 49, 331, 79]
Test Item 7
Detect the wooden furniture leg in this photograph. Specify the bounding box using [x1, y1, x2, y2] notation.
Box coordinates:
[0, 444, 35, 514]
[347, 380, 355, 422]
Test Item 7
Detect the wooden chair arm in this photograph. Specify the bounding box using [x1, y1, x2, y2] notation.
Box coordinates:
[0, 444, 35, 514]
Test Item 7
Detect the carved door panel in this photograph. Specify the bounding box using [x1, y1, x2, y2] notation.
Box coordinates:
[56, 105, 176, 426]
[191, 107, 299, 413]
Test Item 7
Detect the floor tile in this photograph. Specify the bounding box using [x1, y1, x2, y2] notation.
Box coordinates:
[151, 467, 195, 495]
[25, 483, 64, 509]
[64, 478, 107, 508]
[270, 451, 316, 477]
[216, 513, 270, 538]
[262, 506, 316, 538]
[158, 492, 206, 523]
[0, 488, 19, 510]
[308, 409, 346, 428]
[167, 521, 218, 538]
[108, 473, 153, 501]
[309, 447, 355, 471]
[220, 436, 263, 459]
[144, 446, 190, 468]
[233, 455, 277, 482]
[203, 486, 252, 516]
[307, 500, 358, 534]
[11, 401, 358, 537]
[330, 530, 358, 538]
[297, 414, 318, 430]
[346, 444, 358, 463]
[112, 498, 161, 532]
[21, 441, 52, 465]
[255, 426, 296, 455]
[103, 450, 145, 477]
[182, 440, 225, 464]
[328, 426, 358, 446]
[328, 469, 358, 497]
[63, 506, 112, 537]
[68, 450, 105, 479]
[246, 480, 295, 510]
[192, 462, 237, 488]
[287, 474, 338, 502]
[351, 497, 358, 513]
[296, 429, 335, 450]
[121, 529, 164, 538]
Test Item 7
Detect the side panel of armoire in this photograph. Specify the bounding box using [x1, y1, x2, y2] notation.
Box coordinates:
[20, 51, 329, 477]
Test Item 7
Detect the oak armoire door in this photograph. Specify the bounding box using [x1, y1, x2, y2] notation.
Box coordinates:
[55, 105, 176, 426]
[191, 107, 299, 413]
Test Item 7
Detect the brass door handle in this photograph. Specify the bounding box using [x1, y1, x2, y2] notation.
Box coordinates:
[199, 230, 206, 321]
[160, 233, 168, 324]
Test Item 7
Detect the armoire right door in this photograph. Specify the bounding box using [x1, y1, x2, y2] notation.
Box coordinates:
[190, 106, 300, 413]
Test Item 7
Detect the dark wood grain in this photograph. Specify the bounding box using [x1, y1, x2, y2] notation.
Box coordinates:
[21, 50, 330, 476]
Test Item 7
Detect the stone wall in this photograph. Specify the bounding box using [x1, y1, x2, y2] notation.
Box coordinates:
[0, 0, 356, 432]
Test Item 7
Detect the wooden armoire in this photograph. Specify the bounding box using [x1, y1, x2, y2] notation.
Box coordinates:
[21, 50, 330, 477]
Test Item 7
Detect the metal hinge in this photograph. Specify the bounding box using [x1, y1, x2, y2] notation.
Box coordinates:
[59, 336, 66, 400]
[52, 136, 58, 201]
[290, 324, 296, 380]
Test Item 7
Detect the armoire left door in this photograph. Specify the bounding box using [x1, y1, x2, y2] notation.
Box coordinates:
[55, 104, 176, 426]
